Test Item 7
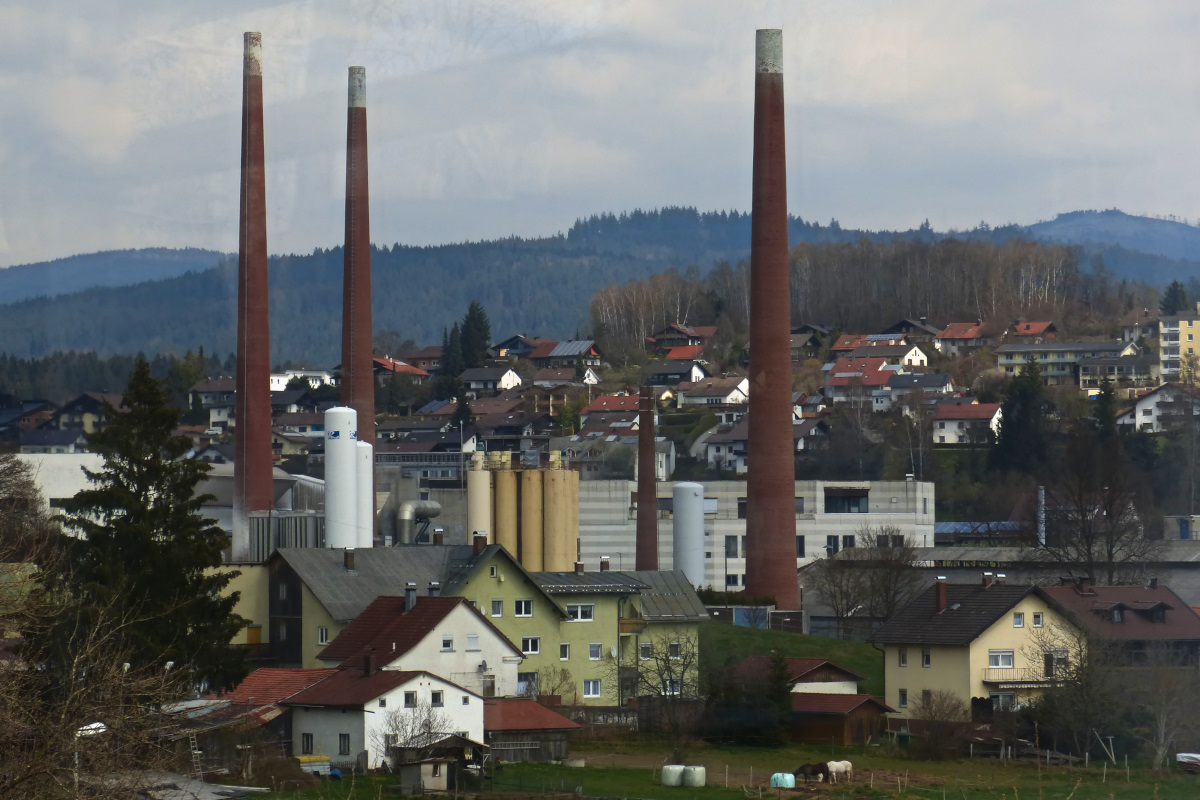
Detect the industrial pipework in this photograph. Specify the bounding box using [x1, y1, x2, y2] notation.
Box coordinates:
[636, 385, 659, 569]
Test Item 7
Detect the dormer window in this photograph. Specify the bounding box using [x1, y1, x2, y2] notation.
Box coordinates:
[1112, 608, 1124, 623]
[1152, 607, 1166, 623]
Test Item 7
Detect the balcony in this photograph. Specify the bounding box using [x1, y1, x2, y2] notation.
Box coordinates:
[981, 667, 1059, 686]
[619, 616, 647, 635]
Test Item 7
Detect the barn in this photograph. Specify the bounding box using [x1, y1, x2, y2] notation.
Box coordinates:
[791, 693, 894, 746]
[484, 699, 581, 762]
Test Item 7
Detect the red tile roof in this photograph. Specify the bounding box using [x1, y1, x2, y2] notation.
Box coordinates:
[215, 667, 338, 705]
[937, 322, 985, 340]
[664, 345, 706, 361]
[529, 341, 559, 359]
[584, 395, 639, 414]
[373, 356, 430, 377]
[825, 357, 892, 388]
[831, 334, 869, 352]
[318, 595, 464, 663]
[733, 656, 866, 685]
[791, 693, 895, 715]
[1011, 321, 1055, 336]
[285, 668, 424, 707]
[933, 402, 1000, 421]
[1040, 584, 1200, 642]
[484, 699, 581, 732]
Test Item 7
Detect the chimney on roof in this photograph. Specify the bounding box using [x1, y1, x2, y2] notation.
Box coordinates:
[473, 532, 488, 556]
[433, 531, 444, 546]
[1150, 577, 1158, 589]
[343, 547, 356, 572]
[1077, 577, 1094, 595]
[935, 576, 947, 612]
[996, 573, 1006, 586]
[428, 581, 441, 597]
[919, 316, 927, 325]
[982, 572, 993, 589]
[600, 556, 610, 572]
[574, 561, 585, 574]
[363, 647, 375, 676]
[405, 581, 417, 612]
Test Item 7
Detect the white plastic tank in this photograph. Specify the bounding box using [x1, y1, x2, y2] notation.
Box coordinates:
[672, 482, 705, 587]
[323, 407, 358, 550]
[683, 766, 707, 788]
[661, 765, 684, 787]
[356, 440, 374, 548]
[769, 773, 793, 788]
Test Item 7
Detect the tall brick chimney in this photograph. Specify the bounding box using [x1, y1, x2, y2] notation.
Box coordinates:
[636, 385, 658, 569]
[341, 66, 375, 533]
[744, 29, 798, 610]
[232, 31, 274, 561]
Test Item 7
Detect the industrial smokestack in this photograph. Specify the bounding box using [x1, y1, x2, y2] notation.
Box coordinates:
[635, 385, 658, 569]
[341, 66, 375, 525]
[232, 31, 274, 561]
[744, 29, 798, 610]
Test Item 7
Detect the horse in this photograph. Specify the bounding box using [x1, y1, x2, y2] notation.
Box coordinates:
[826, 760, 853, 784]
[793, 763, 828, 783]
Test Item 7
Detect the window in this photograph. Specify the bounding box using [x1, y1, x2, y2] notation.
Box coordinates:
[737, 497, 747, 519]
[824, 489, 868, 513]
[1044, 649, 1068, 678]
[938, 421, 946, 429]
[301, 733, 313, 755]
[466, 634, 479, 651]
[560, 643, 570, 660]
[725, 574, 739, 587]
[517, 672, 538, 695]
[489, 566, 498, 577]
[922, 689, 932, 706]
[1112, 608, 1124, 623]
[898, 647, 908, 667]
[278, 582, 287, 600]
[841, 534, 855, 550]
[725, 535, 738, 558]
[317, 626, 329, 645]
[826, 535, 839, 556]
[589, 643, 602, 660]
[1013, 612, 1024, 628]
[795, 536, 805, 558]
[462, 695, 470, 705]
[990, 692, 1016, 710]
[640, 641, 652, 660]
[566, 603, 594, 621]
[922, 647, 931, 668]
[1032, 612, 1043, 628]
[583, 679, 601, 698]
[515, 599, 532, 617]
[404, 691, 417, 708]
[923, 498, 928, 514]
[522, 636, 540, 654]
[795, 497, 805, 515]
[278, 622, 287, 641]
[898, 689, 907, 708]
[378, 697, 386, 708]
[662, 678, 681, 695]
[668, 641, 682, 659]
[491, 600, 503, 617]
[432, 764, 442, 777]
[431, 691, 444, 707]
[441, 636, 453, 651]
[988, 650, 1014, 669]
[338, 733, 351, 756]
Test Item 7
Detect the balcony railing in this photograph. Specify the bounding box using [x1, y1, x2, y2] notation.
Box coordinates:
[981, 667, 1058, 684]
[619, 617, 647, 635]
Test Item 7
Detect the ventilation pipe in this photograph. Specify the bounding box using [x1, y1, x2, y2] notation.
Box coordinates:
[397, 500, 441, 544]
[404, 581, 417, 612]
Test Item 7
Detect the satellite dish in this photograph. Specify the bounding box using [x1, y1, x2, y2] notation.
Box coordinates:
[609, 645, 617, 658]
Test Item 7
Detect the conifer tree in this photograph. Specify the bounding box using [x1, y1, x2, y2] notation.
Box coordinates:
[460, 301, 492, 369]
[992, 356, 1048, 474]
[47, 358, 247, 691]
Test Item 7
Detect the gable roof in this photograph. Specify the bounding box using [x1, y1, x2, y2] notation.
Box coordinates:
[1011, 321, 1056, 336]
[849, 345, 923, 359]
[459, 367, 516, 381]
[938, 322, 986, 340]
[191, 378, 236, 393]
[825, 357, 894, 388]
[1039, 583, 1200, 642]
[271, 544, 563, 623]
[664, 345, 706, 361]
[530, 571, 650, 595]
[886, 373, 952, 391]
[484, 698, 581, 732]
[880, 318, 941, 337]
[868, 583, 1034, 646]
[216, 667, 338, 705]
[584, 395, 640, 414]
[286, 668, 433, 707]
[533, 368, 582, 384]
[1120, 307, 1161, 327]
[677, 377, 747, 398]
[619, 570, 709, 622]
[791, 692, 895, 715]
[643, 360, 707, 378]
[934, 402, 1000, 421]
[733, 656, 865, 685]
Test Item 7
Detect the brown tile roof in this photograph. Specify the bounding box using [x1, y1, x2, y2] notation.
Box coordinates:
[831, 334, 869, 352]
[825, 357, 892, 388]
[1040, 584, 1200, 642]
[1011, 321, 1055, 336]
[215, 667, 337, 705]
[933, 402, 1000, 421]
[484, 698, 581, 732]
[937, 322, 985, 340]
[1120, 307, 1162, 327]
[733, 656, 866, 685]
[791, 693, 895, 714]
[191, 378, 235, 393]
[529, 341, 559, 359]
[677, 377, 747, 398]
[318, 595, 464, 663]
[584, 395, 639, 413]
[664, 345, 706, 361]
[285, 668, 424, 707]
[868, 583, 1033, 646]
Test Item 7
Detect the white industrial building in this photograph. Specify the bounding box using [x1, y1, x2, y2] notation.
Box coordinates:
[578, 479, 935, 590]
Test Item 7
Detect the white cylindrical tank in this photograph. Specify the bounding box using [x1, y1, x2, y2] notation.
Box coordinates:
[466, 452, 492, 544]
[356, 440, 374, 548]
[672, 482, 705, 587]
[324, 407, 358, 549]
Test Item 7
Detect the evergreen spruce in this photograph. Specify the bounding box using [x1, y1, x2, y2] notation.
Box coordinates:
[49, 358, 247, 691]
[1161, 280, 1190, 316]
[992, 356, 1049, 474]
[460, 301, 491, 370]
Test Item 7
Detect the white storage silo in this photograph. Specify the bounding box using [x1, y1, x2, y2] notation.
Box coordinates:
[672, 482, 705, 588]
[324, 406, 358, 550]
[356, 440, 374, 548]
[465, 451, 492, 545]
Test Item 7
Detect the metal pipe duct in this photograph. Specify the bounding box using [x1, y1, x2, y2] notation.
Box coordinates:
[397, 500, 442, 544]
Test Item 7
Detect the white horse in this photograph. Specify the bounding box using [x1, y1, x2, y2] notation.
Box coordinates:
[826, 760, 853, 784]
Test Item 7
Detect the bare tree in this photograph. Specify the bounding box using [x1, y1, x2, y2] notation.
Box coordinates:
[536, 666, 573, 699]
[1129, 644, 1200, 770]
[1022, 622, 1120, 757]
[612, 633, 702, 741]
[911, 689, 970, 759]
[375, 701, 454, 765]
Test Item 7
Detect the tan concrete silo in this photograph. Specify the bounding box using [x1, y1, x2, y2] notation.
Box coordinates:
[543, 453, 570, 572]
[493, 452, 519, 556]
[519, 468, 544, 569]
[566, 466, 580, 567]
[465, 451, 492, 543]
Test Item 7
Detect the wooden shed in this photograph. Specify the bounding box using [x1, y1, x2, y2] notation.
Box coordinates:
[396, 758, 452, 793]
[484, 699, 581, 762]
[790, 693, 894, 746]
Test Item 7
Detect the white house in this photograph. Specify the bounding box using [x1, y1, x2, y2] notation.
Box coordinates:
[932, 402, 1001, 444]
[1116, 383, 1200, 433]
[317, 594, 524, 699]
[676, 376, 750, 407]
[286, 666, 483, 769]
[848, 344, 928, 368]
[272, 370, 337, 391]
[459, 367, 522, 394]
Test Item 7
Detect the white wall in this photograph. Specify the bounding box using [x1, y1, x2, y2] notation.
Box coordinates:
[17, 453, 104, 511]
[792, 680, 857, 694]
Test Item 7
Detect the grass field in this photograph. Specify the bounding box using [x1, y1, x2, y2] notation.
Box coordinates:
[697, 621, 885, 697]
[257, 739, 1200, 800]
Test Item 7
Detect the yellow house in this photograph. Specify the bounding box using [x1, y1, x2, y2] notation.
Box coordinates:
[868, 577, 1078, 718]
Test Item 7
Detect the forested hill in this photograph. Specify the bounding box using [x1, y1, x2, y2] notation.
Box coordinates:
[1, 207, 1198, 364]
[0, 247, 228, 304]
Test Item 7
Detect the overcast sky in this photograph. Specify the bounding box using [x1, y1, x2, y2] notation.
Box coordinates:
[1, 0, 1198, 268]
